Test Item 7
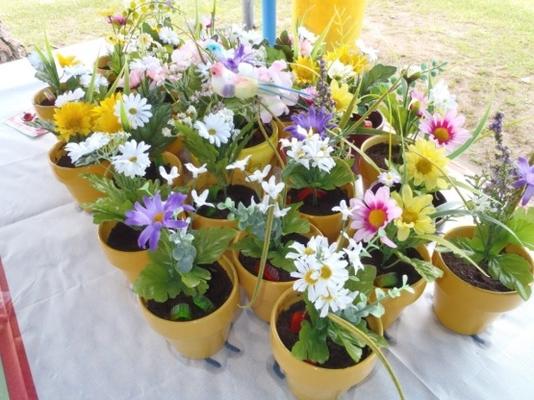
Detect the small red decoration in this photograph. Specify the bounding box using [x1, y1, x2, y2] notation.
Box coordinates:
[289, 310, 306, 334]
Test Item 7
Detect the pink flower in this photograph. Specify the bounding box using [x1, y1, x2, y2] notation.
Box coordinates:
[301, 86, 317, 105]
[171, 40, 202, 71]
[409, 90, 427, 117]
[299, 39, 313, 57]
[108, 15, 127, 26]
[420, 109, 469, 152]
[350, 187, 402, 244]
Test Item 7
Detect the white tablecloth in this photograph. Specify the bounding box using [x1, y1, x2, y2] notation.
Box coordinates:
[1, 41, 533, 400]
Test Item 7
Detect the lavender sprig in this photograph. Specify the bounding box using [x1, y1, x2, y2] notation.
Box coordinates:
[314, 58, 335, 111]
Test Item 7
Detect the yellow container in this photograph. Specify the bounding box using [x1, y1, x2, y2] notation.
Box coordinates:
[239, 122, 279, 172]
[433, 226, 534, 335]
[231, 224, 322, 322]
[378, 246, 430, 331]
[48, 141, 109, 207]
[138, 256, 239, 359]
[293, 0, 367, 50]
[33, 87, 57, 122]
[359, 134, 399, 191]
[161, 151, 185, 187]
[271, 289, 382, 400]
[97, 221, 149, 283]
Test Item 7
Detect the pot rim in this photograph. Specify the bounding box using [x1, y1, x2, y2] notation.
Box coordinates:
[33, 86, 56, 108]
[376, 245, 430, 290]
[242, 121, 279, 151]
[360, 133, 400, 153]
[97, 221, 149, 255]
[291, 183, 356, 220]
[138, 255, 238, 326]
[436, 225, 534, 296]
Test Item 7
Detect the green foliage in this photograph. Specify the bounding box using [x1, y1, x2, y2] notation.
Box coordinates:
[282, 203, 311, 236]
[395, 251, 443, 282]
[489, 253, 533, 300]
[193, 295, 215, 313]
[170, 303, 191, 321]
[291, 320, 329, 364]
[359, 64, 397, 97]
[346, 265, 377, 297]
[130, 102, 173, 155]
[508, 208, 534, 250]
[134, 262, 183, 303]
[193, 227, 236, 265]
[283, 158, 354, 190]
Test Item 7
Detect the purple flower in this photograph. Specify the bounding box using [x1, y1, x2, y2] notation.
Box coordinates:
[286, 106, 335, 139]
[515, 157, 534, 206]
[125, 192, 193, 251]
[222, 44, 253, 73]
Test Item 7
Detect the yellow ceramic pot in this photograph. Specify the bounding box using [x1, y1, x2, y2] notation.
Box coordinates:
[48, 141, 109, 207]
[433, 226, 534, 335]
[239, 122, 279, 172]
[231, 224, 322, 322]
[98, 221, 149, 283]
[293, 0, 367, 50]
[33, 87, 57, 122]
[139, 256, 239, 359]
[359, 134, 399, 191]
[164, 137, 184, 157]
[271, 289, 382, 400]
[298, 184, 355, 243]
[378, 246, 430, 331]
[161, 151, 185, 186]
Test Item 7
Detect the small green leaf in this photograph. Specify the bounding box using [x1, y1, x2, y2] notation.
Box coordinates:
[346, 265, 377, 296]
[281, 203, 310, 236]
[133, 263, 182, 303]
[395, 251, 443, 282]
[489, 253, 533, 301]
[170, 303, 191, 321]
[193, 295, 214, 312]
[291, 320, 329, 364]
[193, 227, 236, 264]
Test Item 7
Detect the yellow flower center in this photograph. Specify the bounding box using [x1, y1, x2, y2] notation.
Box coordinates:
[129, 156, 137, 162]
[434, 127, 450, 142]
[320, 265, 332, 280]
[402, 210, 418, 224]
[153, 212, 164, 223]
[304, 247, 315, 256]
[368, 209, 387, 228]
[129, 107, 138, 115]
[208, 128, 217, 136]
[416, 158, 433, 174]
[304, 270, 316, 285]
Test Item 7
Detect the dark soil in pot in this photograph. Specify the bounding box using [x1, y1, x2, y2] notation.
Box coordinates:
[277, 301, 371, 369]
[107, 222, 143, 251]
[39, 97, 55, 106]
[143, 161, 175, 180]
[146, 262, 232, 320]
[245, 124, 273, 148]
[442, 252, 511, 292]
[366, 143, 402, 170]
[197, 185, 259, 219]
[364, 248, 423, 287]
[287, 188, 349, 216]
[56, 153, 76, 168]
[238, 233, 308, 282]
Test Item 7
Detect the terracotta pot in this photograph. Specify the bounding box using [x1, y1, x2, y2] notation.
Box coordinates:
[359, 134, 399, 191]
[138, 256, 239, 359]
[231, 224, 322, 322]
[378, 245, 430, 331]
[239, 122, 279, 172]
[48, 141, 109, 207]
[33, 87, 57, 122]
[97, 221, 149, 283]
[297, 184, 355, 243]
[432, 225, 534, 335]
[271, 289, 382, 400]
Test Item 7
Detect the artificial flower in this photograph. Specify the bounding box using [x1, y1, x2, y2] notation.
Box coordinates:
[332, 199, 353, 221]
[111, 140, 151, 178]
[57, 53, 79, 68]
[312, 252, 349, 299]
[303, 134, 336, 172]
[409, 90, 427, 117]
[92, 93, 122, 133]
[246, 165, 271, 183]
[292, 56, 318, 86]
[288, 235, 334, 261]
[420, 110, 469, 152]
[55, 88, 85, 107]
[53, 102, 94, 141]
[185, 163, 208, 179]
[65, 132, 111, 164]
[291, 256, 321, 297]
[356, 39, 378, 63]
[327, 60, 355, 81]
[326, 45, 368, 74]
[191, 189, 215, 209]
[262, 176, 285, 200]
[391, 185, 436, 241]
[429, 80, 457, 113]
[330, 80, 353, 112]
[129, 56, 166, 87]
[80, 73, 108, 89]
[343, 235, 364, 272]
[62, 64, 91, 81]
[514, 156, 534, 206]
[159, 26, 179, 46]
[405, 139, 449, 191]
[194, 109, 236, 147]
[274, 204, 291, 218]
[115, 93, 152, 129]
[378, 171, 401, 187]
[226, 155, 251, 171]
[286, 106, 335, 139]
[159, 166, 180, 185]
[314, 287, 356, 317]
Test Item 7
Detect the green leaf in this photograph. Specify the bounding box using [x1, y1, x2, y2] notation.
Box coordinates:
[268, 245, 296, 273]
[170, 303, 191, 321]
[281, 203, 310, 236]
[346, 265, 377, 296]
[448, 104, 491, 160]
[133, 263, 182, 303]
[508, 208, 534, 250]
[193, 295, 214, 312]
[360, 64, 398, 96]
[193, 227, 236, 264]
[395, 251, 443, 282]
[488, 253, 533, 301]
[181, 124, 218, 166]
[283, 158, 353, 190]
[291, 320, 329, 364]
[235, 235, 263, 258]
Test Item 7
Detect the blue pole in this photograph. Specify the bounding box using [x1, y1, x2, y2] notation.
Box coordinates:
[262, 0, 276, 45]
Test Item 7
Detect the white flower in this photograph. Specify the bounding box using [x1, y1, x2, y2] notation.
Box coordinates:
[429, 80, 457, 113]
[55, 88, 85, 107]
[191, 189, 214, 208]
[137, 33, 153, 50]
[111, 140, 151, 178]
[80, 73, 108, 88]
[159, 165, 180, 185]
[261, 175, 285, 200]
[185, 163, 208, 179]
[332, 199, 353, 221]
[246, 164, 272, 183]
[304, 134, 336, 172]
[159, 26, 179, 46]
[115, 93, 152, 129]
[281, 137, 310, 169]
[343, 235, 364, 272]
[130, 56, 161, 73]
[356, 39, 378, 63]
[298, 27, 317, 43]
[251, 195, 271, 214]
[65, 132, 111, 163]
[378, 171, 401, 187]
[274, 204, 291, 218]
[194, 109, 235, 147]
[288, 235, 334, 261]
[162, 127, 172, 137]
[291, 257, 322, 299]
[62, 64, 91, 80]
[230, 24, 264, 46]
[328, 60, 355, 81]
[312, 252, 349, 297]
[27, 51, 44, 71]
[314, 287, 356, 317]
[226, 155, 251, 171]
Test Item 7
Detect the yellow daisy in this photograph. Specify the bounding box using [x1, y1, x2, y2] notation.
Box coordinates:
[330, 80, 353, 112]
[292, 56, 319, 86]
[405, 139, 449, 191]
[392, 185, 436, 241]
[326, 45, 369, 74]
[54, 102, 94, 141]
[92, 93, 122, 133]
[57, 53, 80, 68]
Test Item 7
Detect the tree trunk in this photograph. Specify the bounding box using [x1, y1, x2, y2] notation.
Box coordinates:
[0, 21, 26, 64]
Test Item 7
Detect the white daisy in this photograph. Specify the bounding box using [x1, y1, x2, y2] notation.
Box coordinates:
[130, 55, 161, 73]
[287, 235, 333, 261]
[226, 155, 251, 171]
[314, 287, 356, 317]
[62, 64, 91, 80]
[328, 60, 355, 81]
[332, 199, 353, 221]
[191, 189, 214, 209]
[356, 39, 378, 63]
[80, 73, 108, 89]
[55, 88, 85, 107]
[184, 163, 208, 179]
[115, 93, 153, 129]
[312, 252, 349, 297]
[65, 132, 111, 164]
[194, 110, 235, 147]
[246, 164, 271, 183]
[378, 171, 401, 187]
[159, 165, 180, 185]
[111, 140, 151, 178]
[291, 257, 321, 299]
[429, 80, 457, 113]
[261, 176, 285, 200]
[159, 26, 179, 46]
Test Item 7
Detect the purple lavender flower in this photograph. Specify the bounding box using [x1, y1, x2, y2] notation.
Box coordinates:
[222, 44, 253, 72]
[515, 156, 534, 206]
[286, 106, 335, 139]
[125, 192, 193, 251]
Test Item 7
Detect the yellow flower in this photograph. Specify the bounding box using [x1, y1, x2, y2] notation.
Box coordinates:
[54, 102, 94, 141]
[405, 139, 449, 191]
[392, 185, 436, 241]
[326, 45, 369, 74]
[330, 80, 353, 112]
[292, 56, 319, 86]
[57, 53, 80, 68]
[92, 93, 122, 133]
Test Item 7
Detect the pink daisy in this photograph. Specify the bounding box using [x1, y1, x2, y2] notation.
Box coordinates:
[350, 187, 402, 244]
[420, 109, 470, 152]
[410, 90, 428, 117]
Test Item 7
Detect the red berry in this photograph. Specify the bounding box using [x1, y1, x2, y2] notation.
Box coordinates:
[289, 310, 306, 334]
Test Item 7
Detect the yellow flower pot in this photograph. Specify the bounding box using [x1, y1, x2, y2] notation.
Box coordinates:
[378, 245, 430, 331]
[432, 226, 534, 335]
[161, 151, 185, 187]
[164, 136, 184, 157]
[239, 122, 279, 172]
[271, 289, 382, 400]
[48, 141, 109, 208]
[293, 0, 367, 50]
[97, 221, 149, 283]
[298, 184, 355, 243]
[359, 134, 399, 191]
[138, 256, 239, 359]
[33, 87, 57, 122]
[231, 224, 322, 323]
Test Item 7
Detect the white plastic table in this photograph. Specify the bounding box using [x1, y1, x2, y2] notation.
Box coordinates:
[1, 40, 533, 400]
